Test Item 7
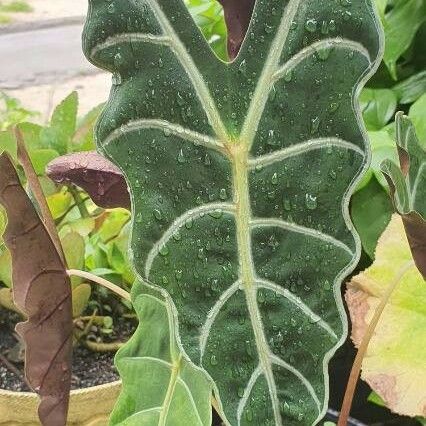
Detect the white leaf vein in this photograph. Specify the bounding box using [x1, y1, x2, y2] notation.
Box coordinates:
[145, 203, 235, 278]
[272, 37, 371, 82]
[249, 138, 364, 169]
[103, 118, 225, 154]
[251, 218, 354, 256]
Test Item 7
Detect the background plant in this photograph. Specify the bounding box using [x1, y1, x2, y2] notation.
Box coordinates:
[0, 92, 134, 352]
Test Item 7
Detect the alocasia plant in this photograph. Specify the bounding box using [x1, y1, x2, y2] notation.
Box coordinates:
[381, 112, 426, 278]
[83, 0, 383, 424]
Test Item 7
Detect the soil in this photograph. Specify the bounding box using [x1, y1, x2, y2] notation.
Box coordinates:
[0, 309, 137, 392]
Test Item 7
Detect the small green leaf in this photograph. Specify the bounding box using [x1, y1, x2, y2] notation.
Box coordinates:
[72, 283, 91, 318]
[98, 209, 131, 242]
[381, 113, 425, 219]
[363, 130, 398, 189]
[73, 103, 105, 151]
[110, 280, 212, 426]
[61, 231, 85, 288]
[40, 92, 78, 154]
[409, 92, 426, 144]
[0, 247, 12, 288]
[351, 176, 393, 258]
[46, 188, 73, 220]
[61, 217, 96, 237]
[381, 112, 426, 278]
[360, 88, 397, 130]
[392, 70, 426, 104]
[382, 0, 426, 80]
[29, 148, 59, 175]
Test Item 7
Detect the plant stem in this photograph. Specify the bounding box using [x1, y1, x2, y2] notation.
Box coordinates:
[0, 352, 31, 390]
[68, 184, 90, 218]
[66, 269, 131, 302]
[14, 126, 66, 265]
[338, 260, 415, 426]
[85, 340, 125, 352]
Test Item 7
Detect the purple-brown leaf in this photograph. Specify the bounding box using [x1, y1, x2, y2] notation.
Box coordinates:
[218, 0, 255, 59]
[0, 152, 72, 426]
[46, 151, 130, 209]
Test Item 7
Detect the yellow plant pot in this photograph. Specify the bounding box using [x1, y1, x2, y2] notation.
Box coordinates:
[0, 381, 121, 425]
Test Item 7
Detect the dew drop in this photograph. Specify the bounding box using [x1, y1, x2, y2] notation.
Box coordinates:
[153, 209, 163, 221]
[305, 19, 317, 32]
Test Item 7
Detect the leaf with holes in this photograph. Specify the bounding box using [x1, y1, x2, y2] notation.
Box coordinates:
[381, 112, 426, 279]
[110, 280, 213, 425]
[83, 1, 383, 424]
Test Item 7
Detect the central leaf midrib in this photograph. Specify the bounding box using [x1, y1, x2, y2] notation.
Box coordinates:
[231, 143, 282, 425]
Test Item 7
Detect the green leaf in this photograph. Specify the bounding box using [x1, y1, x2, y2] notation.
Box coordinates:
[40, 92, 78, 154]
[46, 188, 73, 220]
[73, 103, 105, 151]
[392, 70, 426, 104]
[367, 391, 386, 407]
[0, 246, 12, 288]
[72, 283, 91, 318]
[409, 92, 426, 144]
[98, 209, 131, 242]
[60, 217, 96, 237]
[61, 231, 85, 288]
[84, 1, 382, 424]
[381, 112, 426, 278]
[351, 176, 393, 258]
[110, 280, 212, 426]
[382, 0, 426, 80]
[346, 215, 426, 417]
[361, 130, 398, 190]
[381, 113, 426, 219]
[29, 148, 59, 175]
[360, 88, 397, 131]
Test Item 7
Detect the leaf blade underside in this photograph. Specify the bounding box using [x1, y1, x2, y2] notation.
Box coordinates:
[0, 153, 72, 426]
[83, 1, 383, 424]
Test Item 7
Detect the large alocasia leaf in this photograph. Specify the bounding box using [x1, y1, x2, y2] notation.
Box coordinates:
[110, 280, 213, 425]
[0, 152, 72, 426]
[346, 215, 426, 417]
[381, 112, 426, 279]
[83, 1, 382, 424]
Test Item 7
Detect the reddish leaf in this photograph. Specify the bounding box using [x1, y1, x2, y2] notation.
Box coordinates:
[46, 151, 130, 209]
[0, 152, 72, 426]
[218, 0, 255, 59]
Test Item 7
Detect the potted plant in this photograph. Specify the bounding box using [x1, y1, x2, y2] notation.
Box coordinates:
[1, 0, 425, 425]
[0, 94, 134, 425]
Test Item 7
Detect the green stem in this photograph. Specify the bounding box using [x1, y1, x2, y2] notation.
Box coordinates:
[68, 185, 90, 218]
[66, 269, 131, 302]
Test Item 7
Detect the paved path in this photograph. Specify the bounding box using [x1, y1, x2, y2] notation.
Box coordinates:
[0, 19, 99, 90]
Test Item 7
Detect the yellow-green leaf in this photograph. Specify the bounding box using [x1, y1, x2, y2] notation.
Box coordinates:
[346, 215, 426, 417]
